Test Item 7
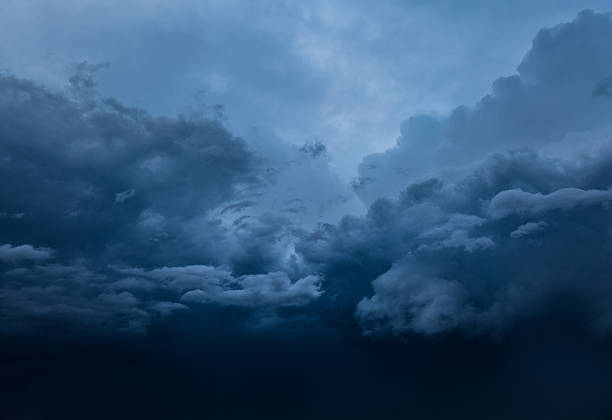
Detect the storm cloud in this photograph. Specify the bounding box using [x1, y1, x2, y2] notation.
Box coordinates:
[2, 7, 612, 342]
[3, 5, 612, 420]
[356, 10, 612, 204]
[306, 10, 612, 337]
[0, 70, 343, 334]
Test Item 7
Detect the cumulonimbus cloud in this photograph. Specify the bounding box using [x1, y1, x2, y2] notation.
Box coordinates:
[304, 10, 612, 337]
[3, 10, 612, 341]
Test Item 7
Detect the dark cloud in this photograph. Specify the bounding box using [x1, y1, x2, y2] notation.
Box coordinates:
[355, 10, 612, 205]
[487, 187, 612, 219]
[119, 265, 322, 308]
[0, 243, 54, 262]
[0, 71, 336, 334]
[0, 257, 322, 335]
[3, 7, 612, 420]
[593, 74, 612, 96]
[0, 72, 253, 268]
[3, 9, 612, 343]
[309, 146, 612, 336]
[294, 10, 612, 338]
[509, 220, 549, 238]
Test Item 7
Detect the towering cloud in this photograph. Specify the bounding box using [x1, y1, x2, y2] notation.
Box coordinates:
[299, 10, 612, 337]
[2, 10, 612, 342]
[355, 10, 612, 204]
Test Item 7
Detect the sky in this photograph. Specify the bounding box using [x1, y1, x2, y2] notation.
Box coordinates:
[2, 0, 612, 177]
[3, 1, 612, 419]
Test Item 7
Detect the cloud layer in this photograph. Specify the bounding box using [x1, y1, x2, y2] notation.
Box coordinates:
[355, 10, 612, 204]
[2, 10, 612, 342]
[319, 10, 612, 336]
[0, 72, 338, 333]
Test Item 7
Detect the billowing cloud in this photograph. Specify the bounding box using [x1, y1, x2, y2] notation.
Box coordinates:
[0, 68, 340, 334]
[0, 259, 322, 334]
[355, 10, 612, 204]
[296, 11, 612, 337]
[0, 71, 252, 268]
[335, 147, 612, 336]
[3, 9, 612, 344]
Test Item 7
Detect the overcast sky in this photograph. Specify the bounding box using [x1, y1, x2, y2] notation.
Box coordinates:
[3, 2, 612, 419]
[2, 0, 611, 177]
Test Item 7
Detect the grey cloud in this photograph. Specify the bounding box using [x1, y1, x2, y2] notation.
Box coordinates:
[0, 263, 153, 334]
[120, 265, 323, 308]
[356, 261, 473, 336]
[355, 10, 612, 204]
[488, 188, 612, 219]
[510, 221, 549, 238]
[97, 291, 140, 308]
[593, 74, 612, 96]
[68, 61, 111, 95]
[0, 72, 252, 268]
[6, 0, 610, 180]
[5, 8, 612, 342]
[0, 70, 347, 335]
[417, 214, 494, 252]
[150, 301, 188, 317]
[180, 273, 322, 307]
[348, 146, 612, 336]
[0, 244, 54, 261]
[323, 11, 612, 337]
[301, 118, 612, 335]
[115, 188, 136, 203]
[0, 258, 322, 334]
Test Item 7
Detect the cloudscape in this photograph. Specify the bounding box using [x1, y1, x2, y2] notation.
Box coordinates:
[3, 2, 612, 419]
